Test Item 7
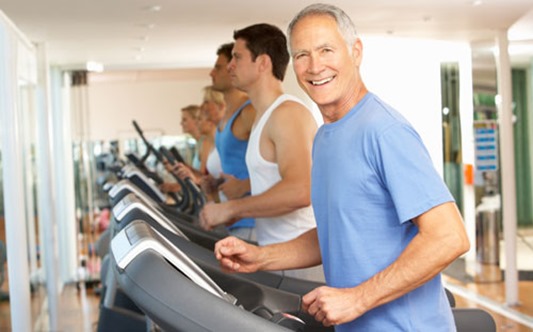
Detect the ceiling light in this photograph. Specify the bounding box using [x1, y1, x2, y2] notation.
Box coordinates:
[472, 0, 483, 6]
[86, 61, 104, 72]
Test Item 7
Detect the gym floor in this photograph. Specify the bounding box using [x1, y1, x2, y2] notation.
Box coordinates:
[0, 218, 532, 331]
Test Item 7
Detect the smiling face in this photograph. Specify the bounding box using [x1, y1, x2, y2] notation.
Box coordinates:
[290, 14, 363, 122]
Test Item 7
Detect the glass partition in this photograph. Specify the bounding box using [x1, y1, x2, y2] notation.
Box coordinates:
[0, 13, 40, 331]
[441, 62, 464, 214]
[15, 51, 42, 332]
[69, 132, 196, 284]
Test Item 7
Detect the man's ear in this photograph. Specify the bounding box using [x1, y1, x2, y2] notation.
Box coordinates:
[352, 39, 363, 67]
[257, 53, 272, 73]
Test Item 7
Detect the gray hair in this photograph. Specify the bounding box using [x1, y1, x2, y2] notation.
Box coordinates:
[287, 3, 358, 52]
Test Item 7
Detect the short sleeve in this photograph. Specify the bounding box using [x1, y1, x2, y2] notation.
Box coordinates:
[371, 123, 454, 223]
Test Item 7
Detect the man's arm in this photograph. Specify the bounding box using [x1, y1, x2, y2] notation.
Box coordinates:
[215, 228, 322, 273]
[218, 174, 250, 199]
[303, 202, 470, 326]
[200, 101, 317, 228]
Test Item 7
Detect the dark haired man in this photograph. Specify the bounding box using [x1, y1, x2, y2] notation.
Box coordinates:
[200, 23, 324, 282]
[203, 42, 256, 240]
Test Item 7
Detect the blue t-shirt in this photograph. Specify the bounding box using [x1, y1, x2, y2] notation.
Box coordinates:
[311, 93, 455, 331]
[215, 100, 255, 229]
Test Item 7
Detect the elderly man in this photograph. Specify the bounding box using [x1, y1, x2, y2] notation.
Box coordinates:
[214, 3, 469, 331]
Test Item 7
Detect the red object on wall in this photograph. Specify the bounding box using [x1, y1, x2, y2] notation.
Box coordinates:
[464, 164, 474, 185]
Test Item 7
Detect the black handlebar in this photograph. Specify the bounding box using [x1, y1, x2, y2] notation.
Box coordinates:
[159, 146, 176, 164]
[132, 119, 142, 135]
[132, 120, 165, 162]
[132, 120, 205, 215]
[169, 147, 186, 164]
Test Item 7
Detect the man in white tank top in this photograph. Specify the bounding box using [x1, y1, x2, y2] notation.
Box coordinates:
[199, 23, 324, 282]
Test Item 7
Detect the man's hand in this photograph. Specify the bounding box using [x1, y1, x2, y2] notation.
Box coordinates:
[200, 174, 216, 194]
[172, 163, 198, 183]
[159, 182, 181, 194]
[218, 174, 250, 200]
[200, 175, 223, 200]
[302, 286, 363, 327]
[199, 201, 236, 230]
[214, 236, 262, 273]
[162, 159, 176, 173]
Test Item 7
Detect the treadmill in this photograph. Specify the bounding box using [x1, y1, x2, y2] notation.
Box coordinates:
[110, 220, 328, 332]
[98, 174, 328, 332]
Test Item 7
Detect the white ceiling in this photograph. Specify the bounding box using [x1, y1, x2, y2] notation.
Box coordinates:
[1, 0, 533, 70]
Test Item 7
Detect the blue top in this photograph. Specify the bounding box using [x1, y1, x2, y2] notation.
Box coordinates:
[215, 100, 255, 229]
[311, 93, 455, 331]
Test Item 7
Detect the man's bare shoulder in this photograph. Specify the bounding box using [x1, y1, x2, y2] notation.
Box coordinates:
[272, 100, 315, 122]
[266, 99, 317, 139]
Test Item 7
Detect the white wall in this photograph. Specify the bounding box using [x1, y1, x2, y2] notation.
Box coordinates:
[87, 68, 212, 141]
[361, 36, 473, 175]
[86, 66, 314, 141]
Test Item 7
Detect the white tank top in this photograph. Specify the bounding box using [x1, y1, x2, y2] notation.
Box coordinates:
[206, 148, 221, 177]
[206, 148, 227, 202]
[245, 94, 317, 246]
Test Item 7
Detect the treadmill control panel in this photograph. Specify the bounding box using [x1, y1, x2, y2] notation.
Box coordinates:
[111, 220, 238, 305]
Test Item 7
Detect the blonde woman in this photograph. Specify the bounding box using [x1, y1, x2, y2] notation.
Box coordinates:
[180, 104, 202, 170]
[173, 86, 225, 182]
